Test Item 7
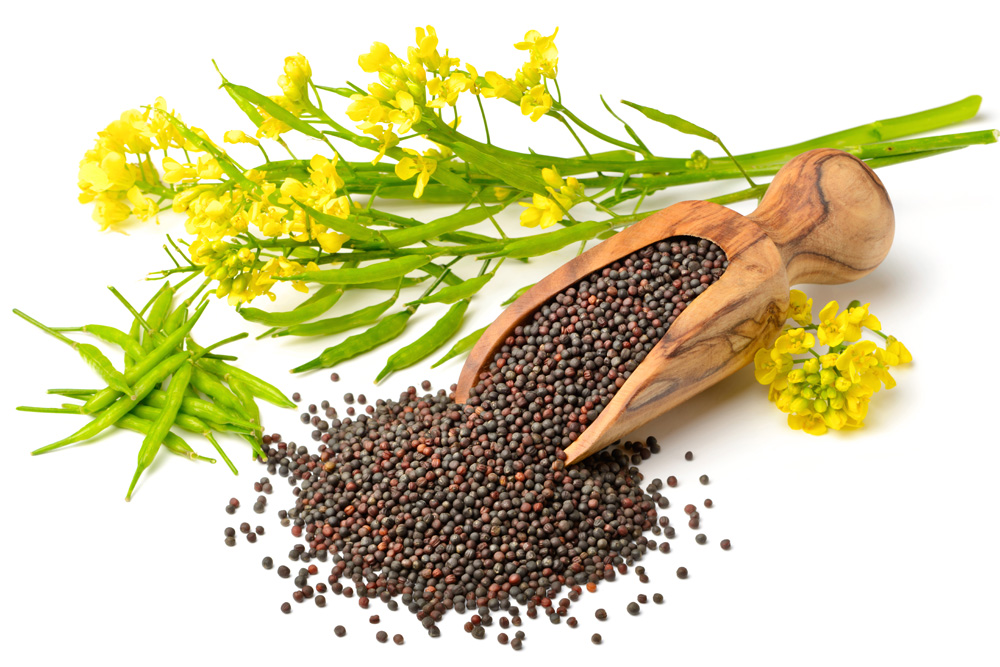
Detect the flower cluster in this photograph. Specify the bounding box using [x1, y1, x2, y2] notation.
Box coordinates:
[519, 166, 584, 228]
[754, 290, 912, 435]
[77, 98, 210, 230]
[346, 25, 560, 179]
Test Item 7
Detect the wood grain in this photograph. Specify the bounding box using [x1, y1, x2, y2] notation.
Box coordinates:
[455, 149, 895, 465]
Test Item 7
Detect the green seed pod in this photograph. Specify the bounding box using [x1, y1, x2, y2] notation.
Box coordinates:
[376, 300, 469, 383]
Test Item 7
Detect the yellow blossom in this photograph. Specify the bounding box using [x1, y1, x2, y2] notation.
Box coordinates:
[414, 26, 439, 60]
[514, 28, 559, 78]
[387, 91, 421, 133]
[308, 154, 345, 195]
[816, 300, 845, 347]
[359, 42, 394, 73]
[753, 347, 793, 384]
[788, 289, 813, 326]
[363, 124, 398, 164]
[882, 336, 913, 365]
[224, 130, 260, 147]
[91, 193, 131, 231]
[481, 71, 520, 102]
[346, 94, 388, 125]
[519, 84, 552, 121]
[79, 150, 136, 194]
[774, 328, 815, 355]
[838, 302, 881, 343]
[394, 148, 437, 198]
[126, 186, 158, 222]
[835, 340, 878, 384]
[788, 411, 828, 435]
[196, 155, 224, 180]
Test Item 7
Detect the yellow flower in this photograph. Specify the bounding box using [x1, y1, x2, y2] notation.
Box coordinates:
[519, 193, 565, 229]
[346, 94, 388, 125]
[514, 28, 559, 78]
[838, 303, 881, 343]
[196, 155, 224, 180]
[79, 150, 136, 194]
[481, 71, 520, 102]
[91, 193, 131, 231]
[519, 84, 552, 121]
[363, 124, 398, 164]
[316, 230, 349, 253]
[788, 411, 828, 435]
[359, 42, 394, 73]
[160, 157, 197, 184]
[145, 97, 184, 150]
[883, 335, 913, 365]
[753, 347, 793, 384]
[414, 26, 439, 60]
[387, 91, 421, 133]
[394, 149, 437, 198]
[103, 109, 155, 154]
[816, 300, 845, 347]
[835, 340, 878, 384]
[788, 289, 813, 326]
[774, 328, 815, 355]
[224, 130, 260, 147]
[126, 186, 158, 222]
[308, 154, 345, 195]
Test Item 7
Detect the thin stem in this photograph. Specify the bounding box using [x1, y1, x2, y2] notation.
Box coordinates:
[551, 101, 641, 153]
[475, 95, 491, 145]
[107, 287, 153, 332]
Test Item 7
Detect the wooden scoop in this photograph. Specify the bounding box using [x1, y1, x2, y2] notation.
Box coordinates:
[454, 149, 895, 465]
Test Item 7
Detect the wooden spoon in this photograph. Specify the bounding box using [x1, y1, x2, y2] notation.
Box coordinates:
[454, 148, 895, 465]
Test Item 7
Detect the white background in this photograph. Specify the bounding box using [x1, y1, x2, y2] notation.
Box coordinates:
[1, 1, 997, 665]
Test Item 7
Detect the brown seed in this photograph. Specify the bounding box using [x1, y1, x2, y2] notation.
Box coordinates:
[591, 633, 602, 645]
[699, 474, 710, 485]
[704, 498, 713, 508]
[334, 625, 346, 637]
[667, 476, 678, 487]
[676, 567, 688, 579]
[684, 451, 693, 461]
[721, 538, 732, 550]
[393, 634, 404, 645]
[684, 503, 696, 515]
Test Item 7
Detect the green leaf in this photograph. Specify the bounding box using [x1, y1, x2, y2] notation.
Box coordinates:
[223, 82, 325, 140]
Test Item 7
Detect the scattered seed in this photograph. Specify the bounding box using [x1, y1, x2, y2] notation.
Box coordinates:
[699, 474, 710, 485]
[334, 625, 346, 637]
[376, 630, 388, 643]
[721, 539, 732, 550]
[281, 602, 291, 614]
[595, 609, 607, 620]
[677, 567, 688, 579]
[696, 533, 707, 545]
[627, 602, 640, 616]
[591, 633, 602, 645]
[684, 451, 693, 461]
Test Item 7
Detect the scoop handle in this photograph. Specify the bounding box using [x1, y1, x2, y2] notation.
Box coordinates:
[747, 148, 894, 285]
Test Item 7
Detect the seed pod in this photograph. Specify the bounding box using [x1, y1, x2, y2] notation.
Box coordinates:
[275, 288, 399, 338]
[284, 256, 431, 286]
[412, 272, 495, 306]
[376, 300, 470, 383]
[431, 325, 488, 368]
[81, 301, 208, 414]
[239, 284, 345, 327]
[292, 309, 414, 373]
[127, 359, 193, 500]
